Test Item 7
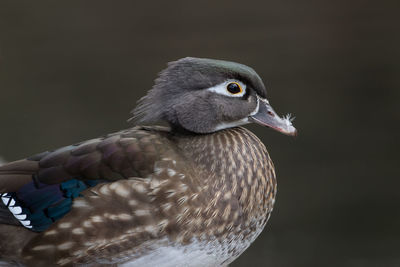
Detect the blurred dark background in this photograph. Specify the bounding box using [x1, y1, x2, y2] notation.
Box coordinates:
[0, 1, 399, 266]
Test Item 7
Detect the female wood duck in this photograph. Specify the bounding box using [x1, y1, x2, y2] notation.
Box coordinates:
[0, 57, 296, 266]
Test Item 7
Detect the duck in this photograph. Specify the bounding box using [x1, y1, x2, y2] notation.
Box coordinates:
[0, 57, 296, 266]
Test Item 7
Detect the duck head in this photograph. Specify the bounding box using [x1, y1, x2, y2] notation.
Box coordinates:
[132, 57, 296, 136]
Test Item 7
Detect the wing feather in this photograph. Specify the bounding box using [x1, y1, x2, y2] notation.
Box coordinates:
[0, 126, 170, 231]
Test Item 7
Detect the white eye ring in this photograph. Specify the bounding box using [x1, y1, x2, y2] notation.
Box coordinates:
[206, 80, 246, 97]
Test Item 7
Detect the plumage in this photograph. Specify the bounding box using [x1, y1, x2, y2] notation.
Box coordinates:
[0, 57, 296, 266]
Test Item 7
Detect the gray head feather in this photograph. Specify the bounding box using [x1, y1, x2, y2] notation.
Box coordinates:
[132, 57, 267, 133]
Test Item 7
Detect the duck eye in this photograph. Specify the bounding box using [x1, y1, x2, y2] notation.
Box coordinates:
[226, 82, 243, 95]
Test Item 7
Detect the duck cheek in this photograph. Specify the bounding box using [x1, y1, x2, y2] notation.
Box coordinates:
[221, 100, 254, 122]
[174, 102, 219, 134]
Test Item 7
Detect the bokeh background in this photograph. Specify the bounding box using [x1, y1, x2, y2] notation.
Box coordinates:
[0, 1, 399, 266]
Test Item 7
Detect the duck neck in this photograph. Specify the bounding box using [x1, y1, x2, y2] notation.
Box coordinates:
[175, 127, 276, 223]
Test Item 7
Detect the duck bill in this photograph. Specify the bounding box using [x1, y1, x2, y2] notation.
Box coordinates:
[249, 98, 297, 136]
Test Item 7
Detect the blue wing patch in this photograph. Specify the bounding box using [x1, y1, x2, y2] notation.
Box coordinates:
[0, 179, 101, 232]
